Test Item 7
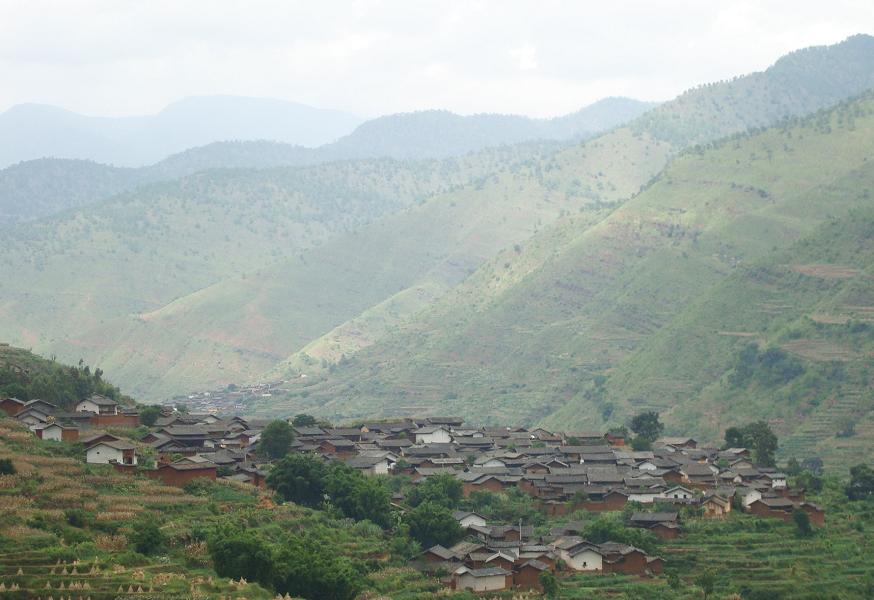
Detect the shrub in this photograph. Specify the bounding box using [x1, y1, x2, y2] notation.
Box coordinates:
[793, 508, 813, 536]
[0, 458, 16, 475]
[129, 519, 166, 555]
[208, 527, 274, 587]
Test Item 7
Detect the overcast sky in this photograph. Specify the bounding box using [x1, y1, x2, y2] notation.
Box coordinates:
[1, 1, 872, 118]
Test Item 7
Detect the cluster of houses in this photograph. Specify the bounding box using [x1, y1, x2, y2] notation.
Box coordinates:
[1, 395, 139, 433]
[2, 399, 825, 592]
[418, 511, 666, 592]
[171, 381, 288, 415]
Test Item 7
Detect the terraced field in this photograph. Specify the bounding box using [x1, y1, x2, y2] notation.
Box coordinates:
[664, 502, 874, 599]
[0, 421, 272, 599]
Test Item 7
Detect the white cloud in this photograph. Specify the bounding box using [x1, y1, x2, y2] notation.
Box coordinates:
[0, 0, 871, 118]
[509, 44, 538, 71]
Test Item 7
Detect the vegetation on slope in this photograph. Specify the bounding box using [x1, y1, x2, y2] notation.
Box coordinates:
[272, 93, 874, 468]
[0, 344, 126, 410]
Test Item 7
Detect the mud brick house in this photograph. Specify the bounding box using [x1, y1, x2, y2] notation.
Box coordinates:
[0, 397, 25, 416]
[147, 460, 217, 487]
[86, 440, 137, 466]
[513, 559, 550, 590]
[35, 423, 79, 443]
[599, 542, 660, 576]
[552, 538, 604, 571]
[702, 494, 732, 518]
[75, 394, 118, 415]
[451, 566, 512, 592]
[630, 512, 680, 539]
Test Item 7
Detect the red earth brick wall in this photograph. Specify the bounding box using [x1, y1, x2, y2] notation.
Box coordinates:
[0, 399, 22, 416]
[91, 414, 140, 428]
[146, 466, 217, 487]
[513, 567, 544, 590]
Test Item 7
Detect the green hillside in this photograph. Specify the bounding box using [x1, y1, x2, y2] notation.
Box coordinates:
[69, 128, 672, 398]
[0, 157, 483, 351]
[631, 33, 874, 146]
[0, 343, 127, 410]
[2, 35, 873, 405]
[266, 94, 874, 467]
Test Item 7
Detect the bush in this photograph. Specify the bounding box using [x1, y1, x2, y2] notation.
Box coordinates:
[129, 519, 166, 555]
[274, 535, 361, 600]
[0, 458, 16, 475]
[65, 508, 90, 528]
[540, 570, 559, 597]
[208, 527, 274, 587]
[793, 508, 813, 537]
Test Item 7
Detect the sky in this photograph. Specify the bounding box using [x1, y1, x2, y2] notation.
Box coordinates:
[1, 1, 873, 119]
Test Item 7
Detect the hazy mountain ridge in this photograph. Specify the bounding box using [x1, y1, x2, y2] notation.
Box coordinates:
[0, 96, 363, 168]
[0, 98, 653, 225]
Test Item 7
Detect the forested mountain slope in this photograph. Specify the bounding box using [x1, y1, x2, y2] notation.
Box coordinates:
[1, 36, 872, 407]
[269, 94, 874, 467]
[77, 129, 668, 398]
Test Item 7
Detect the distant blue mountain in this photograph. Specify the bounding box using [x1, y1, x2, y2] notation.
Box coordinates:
[0, 96, 363, 168]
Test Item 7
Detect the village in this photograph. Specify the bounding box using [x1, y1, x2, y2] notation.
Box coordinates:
[0, 394, 824, 595]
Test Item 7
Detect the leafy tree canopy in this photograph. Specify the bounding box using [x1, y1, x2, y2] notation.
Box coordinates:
[405, 501, 463, 548]
[407, 473, 463, 509]
[138, 405, 162, 427]
[267, 453, 328, 508]
[629, 411, 664, 443]
[260, 420, 295, 460]
[723, 421, 778, 467]
[846, 464, 874, 500]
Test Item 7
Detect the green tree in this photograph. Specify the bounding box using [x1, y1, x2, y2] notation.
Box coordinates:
[138, 405, 162, 427]
[540, 570, 559, 597]
[208, 527, 274, 587]
[846, 464, 874, 500]
[408, 472, 463, 508]
[260, 420, 295, 460]
[292, 414, 318, 427]
[795, 470, 823, 493]
[267, 453, 328, 507]
[130, 519, 166, 555]
[629, 411, 663, 445]
[793, 508, 813, 537]
[405, 502, 463, 548]
[630, 436, 652, 451]
[324, 463, 392, 527]
[732, 421, 778, 467]
[723, 426, 746, 448]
